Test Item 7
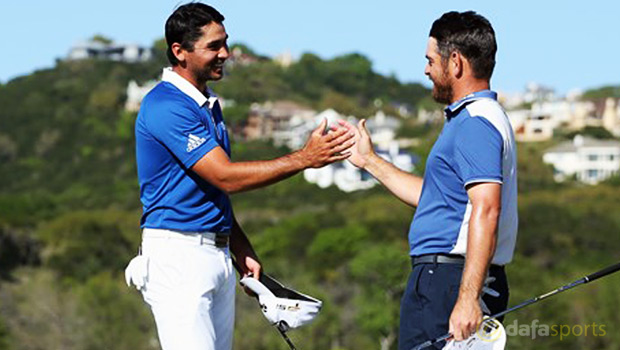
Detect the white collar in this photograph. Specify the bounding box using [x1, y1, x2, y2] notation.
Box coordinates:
[161, 68, 219, 108]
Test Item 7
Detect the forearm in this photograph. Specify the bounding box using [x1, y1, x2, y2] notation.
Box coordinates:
[364, 153, 423, 207]
[458, 205, 499, 301]
[217, 152, 308, 194]
[193, 147, 309, 194]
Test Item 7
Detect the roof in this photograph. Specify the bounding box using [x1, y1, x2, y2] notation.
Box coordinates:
[545, 135, 620, 153]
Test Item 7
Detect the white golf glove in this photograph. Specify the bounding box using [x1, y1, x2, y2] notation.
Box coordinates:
[240, 274, 322, 331]
[124, 255, 149, 291]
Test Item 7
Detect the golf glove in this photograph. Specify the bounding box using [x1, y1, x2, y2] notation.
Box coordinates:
[125, 255, 149, 291]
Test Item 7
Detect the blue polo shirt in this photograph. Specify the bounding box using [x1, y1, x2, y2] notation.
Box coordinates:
[135, 68, 232, 233]
[408, 90, 518, 265]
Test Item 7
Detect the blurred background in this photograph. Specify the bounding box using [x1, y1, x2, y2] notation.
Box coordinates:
[0, 1, 619, 349]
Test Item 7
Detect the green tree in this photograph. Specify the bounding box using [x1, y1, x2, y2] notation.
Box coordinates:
[581, 85, 620, 100]
[78, 272, 159, 350]
[0, 317, 9, 350]
[37, 210, 140, 281]
[91, 34, 113, 45]
[350, 243, 409, 350]
[307, 224, 369, 274]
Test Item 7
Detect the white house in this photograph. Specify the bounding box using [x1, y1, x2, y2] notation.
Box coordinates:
[365, 111, 401, 149]
[542, 135, 620, 184]
[125, 80, 158, 112]
[68, 40, 152, 62]
[244, 100, 316, 143]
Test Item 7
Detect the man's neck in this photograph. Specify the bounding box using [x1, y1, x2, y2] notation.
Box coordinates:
[172, 66, 207, 93]
[450, 79, 490, 104]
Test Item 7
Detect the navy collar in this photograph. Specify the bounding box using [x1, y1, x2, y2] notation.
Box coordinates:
[444, 89, 497, 119]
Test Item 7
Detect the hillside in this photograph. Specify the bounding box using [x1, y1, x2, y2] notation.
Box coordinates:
[0, 42, 619, 350]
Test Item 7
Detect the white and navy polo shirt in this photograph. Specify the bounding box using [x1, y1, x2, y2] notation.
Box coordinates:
[135, 68, 232, 233]
[408, 90, 518, 265]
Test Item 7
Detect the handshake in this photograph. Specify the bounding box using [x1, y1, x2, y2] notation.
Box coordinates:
[299, 118, 374, 170]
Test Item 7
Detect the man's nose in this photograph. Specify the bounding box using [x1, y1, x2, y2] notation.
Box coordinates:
[219, 45, 230, 60]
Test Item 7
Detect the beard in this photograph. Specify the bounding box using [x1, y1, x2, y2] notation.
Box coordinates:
[431, 65, 453, 105]
[194, 60, 226, 85]
[432, 81, 453, 105]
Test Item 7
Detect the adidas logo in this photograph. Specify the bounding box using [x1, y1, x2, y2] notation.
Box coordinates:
[186, 134, 206, 152]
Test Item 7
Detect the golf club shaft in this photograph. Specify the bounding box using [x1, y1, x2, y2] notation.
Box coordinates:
[411, 261, 620, 350]
[278, 327, 298, 350]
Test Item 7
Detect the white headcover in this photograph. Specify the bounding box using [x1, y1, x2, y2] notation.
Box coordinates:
[442, 317, 506, 350]
[240, 274, 322, 331]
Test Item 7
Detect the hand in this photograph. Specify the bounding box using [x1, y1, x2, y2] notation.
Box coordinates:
[449, 295, 483, 341]
[337, 119, 374, 169]
[300, 118, 355, 168]
[236, 253, 262, 296]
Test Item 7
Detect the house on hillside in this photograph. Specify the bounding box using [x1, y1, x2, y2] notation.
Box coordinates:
[365, 110, 401, 149]
[68, 39, 152, 62]
[243, 101, 316, 143]
[125, 80, 158, 112]
[542, 135, 620, 184]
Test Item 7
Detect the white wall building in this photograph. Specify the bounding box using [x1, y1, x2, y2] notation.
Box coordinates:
[125, 80, 158, 112]
[543, 135, 620, 184]
[365, 111, 401, 149]
[68, 40, 152, 62]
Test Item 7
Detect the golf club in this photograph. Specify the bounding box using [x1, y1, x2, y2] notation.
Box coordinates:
[411, 261, 620, 350]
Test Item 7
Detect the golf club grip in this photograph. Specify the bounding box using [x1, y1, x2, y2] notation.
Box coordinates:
[585, 262, 620, 282]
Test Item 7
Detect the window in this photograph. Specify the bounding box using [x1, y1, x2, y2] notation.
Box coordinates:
[588, 154, 598, 161]
[587, 169, 599, 179]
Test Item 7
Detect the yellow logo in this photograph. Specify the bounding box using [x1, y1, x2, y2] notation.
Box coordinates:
[477, 317, 503, 342]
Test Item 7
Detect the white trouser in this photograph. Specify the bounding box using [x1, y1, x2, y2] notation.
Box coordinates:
[126, 228, 235, 350]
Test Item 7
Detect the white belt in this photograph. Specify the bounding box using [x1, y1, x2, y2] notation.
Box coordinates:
[142, 228, 230, 247]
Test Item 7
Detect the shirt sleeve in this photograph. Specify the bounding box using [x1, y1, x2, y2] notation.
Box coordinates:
[147, 102, 220, 168]
[453, 116, 504, 187]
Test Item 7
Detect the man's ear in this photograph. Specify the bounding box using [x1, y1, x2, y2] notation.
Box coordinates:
[170, 43, 186, 64]
[450, 51, 463, 78]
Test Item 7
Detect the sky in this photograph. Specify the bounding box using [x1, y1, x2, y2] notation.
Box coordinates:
[1, 0, 618, 95]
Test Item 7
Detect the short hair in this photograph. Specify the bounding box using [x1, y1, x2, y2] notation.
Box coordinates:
[429, 11, 497, 80]
[165, 2, 225, 65]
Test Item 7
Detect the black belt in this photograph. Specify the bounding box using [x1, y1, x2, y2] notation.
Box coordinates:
[411, 254, 465, 266]
[411, 254, 504, 271]
[214, 233, 229, 248]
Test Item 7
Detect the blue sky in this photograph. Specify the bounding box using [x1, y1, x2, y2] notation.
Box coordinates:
[1, 0, 618, 94]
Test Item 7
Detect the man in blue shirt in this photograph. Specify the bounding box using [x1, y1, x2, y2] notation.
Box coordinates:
[126, 3, 355, 350]
[344, 11, 517, 349]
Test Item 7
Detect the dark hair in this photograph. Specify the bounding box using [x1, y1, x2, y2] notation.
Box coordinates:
[429, 11, 496, 80]
[165, 2, 225, 65]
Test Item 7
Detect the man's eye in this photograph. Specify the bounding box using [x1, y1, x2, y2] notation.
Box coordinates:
[208, 41, 226, 50]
